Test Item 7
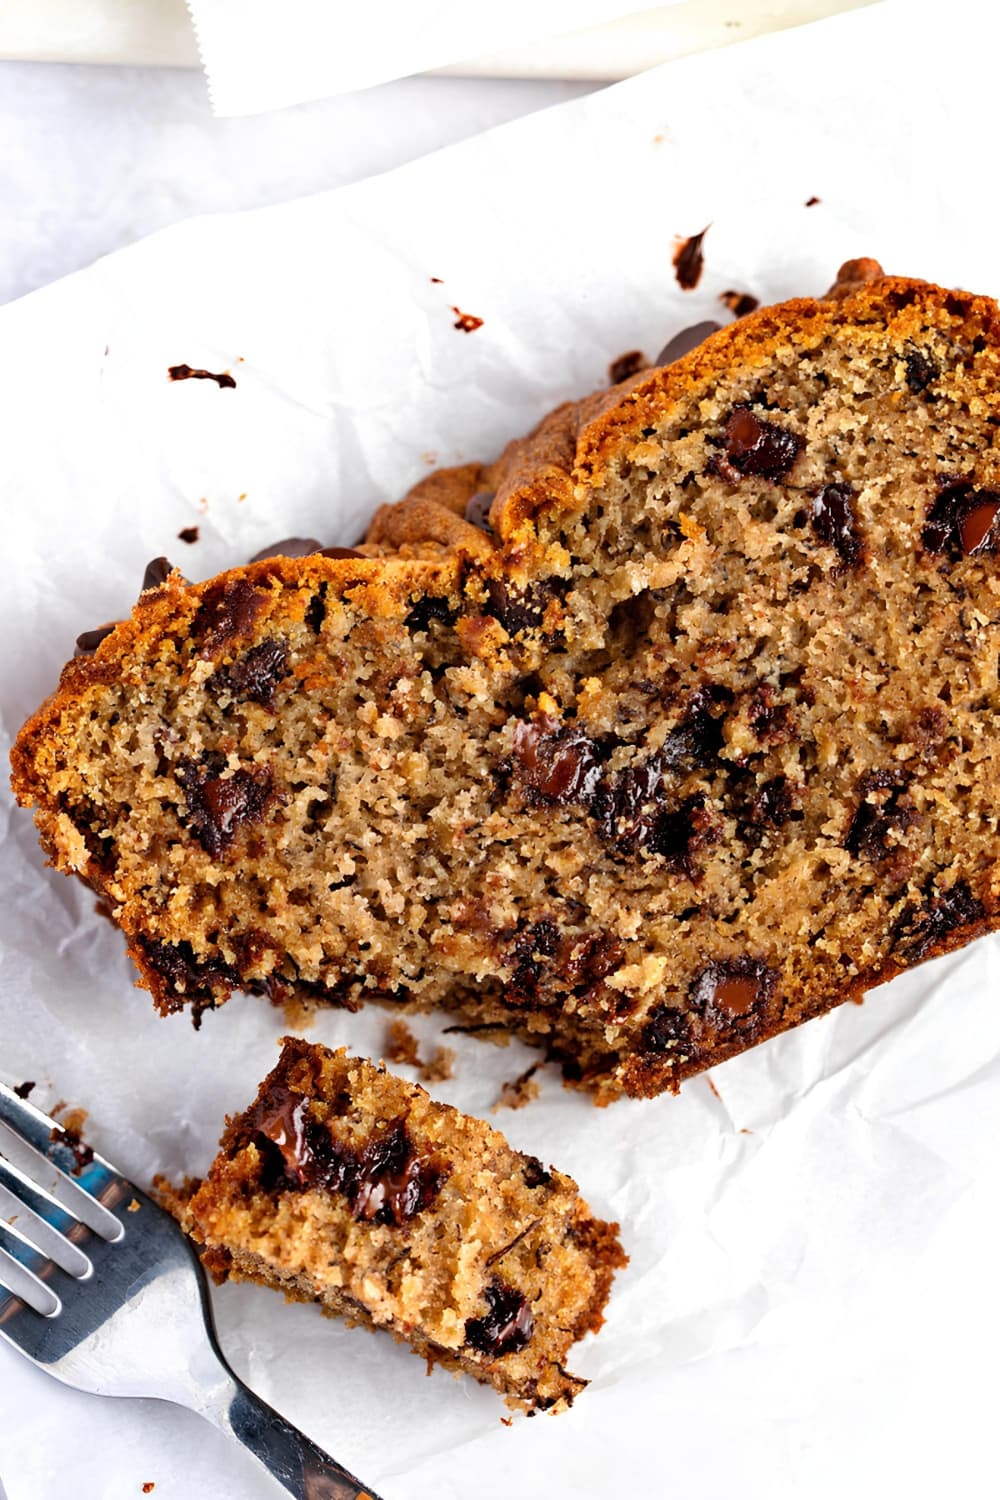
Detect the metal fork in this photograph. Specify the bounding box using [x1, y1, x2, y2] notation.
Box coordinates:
[0, 1080, 384, 1500]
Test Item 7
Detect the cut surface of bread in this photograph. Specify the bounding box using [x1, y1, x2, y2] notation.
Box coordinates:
[12, 267, 1000, 1100]
[175, 1038, 624, 1412]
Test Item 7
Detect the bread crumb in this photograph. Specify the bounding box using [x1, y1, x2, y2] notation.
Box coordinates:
[419, 1046, 455, 1084]
[385, 1021, 456, 1083]
[495, 1065, 540, 1111]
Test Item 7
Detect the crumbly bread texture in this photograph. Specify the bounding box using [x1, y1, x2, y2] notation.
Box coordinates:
[12, 265, 1000, 1100]
[177, 1038, 624, 1412]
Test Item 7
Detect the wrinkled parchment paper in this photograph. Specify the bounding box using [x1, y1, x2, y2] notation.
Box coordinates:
[3, 3, 1000, 1496]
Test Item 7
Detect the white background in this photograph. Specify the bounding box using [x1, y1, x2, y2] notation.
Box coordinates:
[2, 3, 999, 1499]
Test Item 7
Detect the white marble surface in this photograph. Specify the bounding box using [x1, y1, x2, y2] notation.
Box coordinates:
[0, 64, 594, 306]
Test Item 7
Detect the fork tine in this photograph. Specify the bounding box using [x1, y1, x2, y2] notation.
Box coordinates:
[0, 1084, 128, 1239]
[0, 1240, 60, 1317]
[0, 1220, 63, 1316]
[0, 1158, 91, 1277]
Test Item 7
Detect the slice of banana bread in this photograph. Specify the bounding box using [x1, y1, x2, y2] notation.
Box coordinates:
[176, 1038, 624, 1412]
[12, 267, 1000, 1099]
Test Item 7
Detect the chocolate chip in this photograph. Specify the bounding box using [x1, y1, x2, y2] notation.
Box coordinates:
[502, 919, 561, 1004]
[511, 717, 605, 806]
[248, 537, 323, 563]
[719, 290, 760, 317]
[655, 321, 721, 366]
[175, 754, 274, 857]
[210, 639, 289, 708]
[464, 491, 495, 532]
[138, 936, 239, 1015]
[689, 958, 776, 1022]
[904, 348, 939, 394]
[709, 406, 803, 483]
[168, 363, 236, 390]
[74, 623, 118, 658]
[484, 577, 562, 636]
[563, 932, 625, 991]
[609, 350, 647, 385]
[810, 483, 865, 571]
[748, 776, 795, 830]
[141, 557, 175, 594]
[178, 526, 200, 544]
[748, 685, 794, 745]
[465, 1279, 534, 1359]
[405, 595, 457, 633]
[844, 771, 915, 861]
[642, 1004, 691, 1053]
[522, 1156, 552, 1190]
[305, 585, 327, 634]
[243, 1087, 448, 1227]
[673, 227, 709, 291]
[922, 477, 1000, 557]
[13, 1081, 35, 1099]
[805, 195, 821, 207]
[319, 546, 365, 560]
[892, 880, 985, 965]
[191, 577, 265, 655]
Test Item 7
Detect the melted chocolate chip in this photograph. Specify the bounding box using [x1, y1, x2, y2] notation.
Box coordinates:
[503, 919, 561, 1004]
[484, 578, 562, 636]
[748, 776, 795, 830]
[689, 958, 776, 1022]
[319, 546, 365, 560]
[511, 717, 605, 806]
[748, 686, 794, 745]
[609, 350, 647, 385]
[138, 937, 239, 1017]
[168, 363, 236, 390]
[719, 290, 760, 317]
[305, 585, 327, 634]
[923, 477, 1000, 557]
[178, 526, 200, 544]
[50, 1123, 94, 1176]
[673, 227, 709, 291]
[563, 932, 625, 991]
[141, 557, 175, 594]
[175, 754, 274, 857]
[904, 348, 939, 394]
[642, 1004, 691, 1053]
[465, 1279, 534, 1359]
[844, 771, 915, 861]
[245, 1087, 448, 1227]
[522, 1156, 552, 1190]
[210, 639, 289, 708]
[464, 491, 495, 531]
[655, 321, 721, 366]
[892, 880, 985, 965]
[248, 537, 323, 563]
[709, 406, 804, 483]
[405, 595, 457, 633]
[810, 483, 865, 570]
[74, 622, 118, 658]
[192, 577, 265, 655]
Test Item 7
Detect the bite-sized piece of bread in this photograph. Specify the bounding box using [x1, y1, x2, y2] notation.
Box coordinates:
[11, 267, 1000, 1099]
[177, 1039, 624, 1412]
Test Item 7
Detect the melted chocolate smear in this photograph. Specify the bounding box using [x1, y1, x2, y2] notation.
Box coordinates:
[168, 363, 236, 390]
[246, 1087, 448, 1228]
[465, 1279, 534, 1359]
[923, 478, 1000, 557]
[709, 406, 804, 483]
[464, 491, 495, 532]
[74, 622, 118, 658]
[810, 483, 865, 570]
[655, 321, 721, 366]
[192, 576, 265, 655]
[673, 227, 709, 291]
[210, 638, 289, 708]
[844, 771, 915, 862]
[689, 957, 776, 1023]
[138, 937, 238, 1018]
[248, 537, 323, 563]
[175, 753, 273, 858]
[893, 880, 985, 965]
[904, 348, 939, 394]
[512, 717, 605, 806]
[719, 290, 760, 317]
[178, 526, 200, 545]
[609, 349, 647, 385]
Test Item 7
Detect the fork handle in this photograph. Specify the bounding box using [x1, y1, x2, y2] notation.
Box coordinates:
[201, 1372, 385, 1500]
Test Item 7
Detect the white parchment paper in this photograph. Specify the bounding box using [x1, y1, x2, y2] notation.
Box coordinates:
[3, 3, 1000, 1496]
